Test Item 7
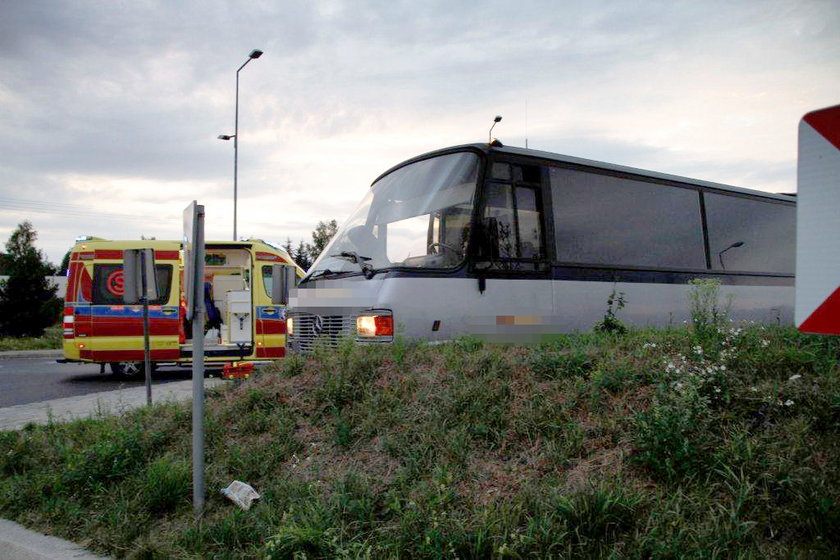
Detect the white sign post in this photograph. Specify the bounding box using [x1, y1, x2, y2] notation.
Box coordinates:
[184, 201, 206, 517]
[796, 105, 840, 335]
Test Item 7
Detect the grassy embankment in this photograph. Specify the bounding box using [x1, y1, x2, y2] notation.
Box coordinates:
[1, 315, 838, 557]
[0, 325, 61, 351]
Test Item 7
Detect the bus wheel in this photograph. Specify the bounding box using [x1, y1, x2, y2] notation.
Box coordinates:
[110, 362, 143, 378]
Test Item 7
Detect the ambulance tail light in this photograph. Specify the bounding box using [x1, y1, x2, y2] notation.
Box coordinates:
[356, 313, 394, 339]
[63, 307, 75, 338]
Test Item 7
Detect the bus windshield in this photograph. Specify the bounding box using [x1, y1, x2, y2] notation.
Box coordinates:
[308, 151, 480, 277]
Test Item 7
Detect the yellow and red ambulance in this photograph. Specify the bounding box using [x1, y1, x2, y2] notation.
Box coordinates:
[61, 237, 303, 375]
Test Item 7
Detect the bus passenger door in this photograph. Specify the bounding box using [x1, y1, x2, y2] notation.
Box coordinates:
[469, 160, 553, 342]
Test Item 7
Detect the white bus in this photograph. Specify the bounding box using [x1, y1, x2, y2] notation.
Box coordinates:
[286, 143, 795, 350]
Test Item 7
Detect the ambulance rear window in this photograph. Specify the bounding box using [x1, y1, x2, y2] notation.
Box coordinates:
[92, 264, 173, 305]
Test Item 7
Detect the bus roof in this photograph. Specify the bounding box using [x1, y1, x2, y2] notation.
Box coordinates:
[373, 143, 796, 203]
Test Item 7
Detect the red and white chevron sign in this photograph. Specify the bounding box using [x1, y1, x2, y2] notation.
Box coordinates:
[796, 104, 840, 334]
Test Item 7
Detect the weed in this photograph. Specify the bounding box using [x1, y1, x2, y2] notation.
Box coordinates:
[554, 484, 643, 544]
[631, 388, 713, 482]
[594, 287, 627, 334]
[60, 425, 162, 493]
[0, 431, 39, 475]
[529, 346, 596, 380]
[453, 334, 483, 353]
[265, 522, 330, 558]
[688, 278, 732, 342]
[139, 455, 190, 514]
[280, 351, 306, 377]
[332, 408, 355, 447]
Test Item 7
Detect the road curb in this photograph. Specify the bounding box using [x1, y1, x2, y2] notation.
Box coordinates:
[0, 350, 62, 360]
[0, 519, 110, 559]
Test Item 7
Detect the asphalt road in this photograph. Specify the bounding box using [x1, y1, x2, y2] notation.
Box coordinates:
[0, 358, 195, 408]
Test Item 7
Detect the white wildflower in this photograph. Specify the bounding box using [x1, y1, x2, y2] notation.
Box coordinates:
[789, 374, 802, 382]
[761, 340, 770, 347]
[784, 399, 794, 407]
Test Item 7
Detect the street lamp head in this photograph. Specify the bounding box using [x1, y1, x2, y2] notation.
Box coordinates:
[249, 49, 263, 59]
[218, 134, 235, 141]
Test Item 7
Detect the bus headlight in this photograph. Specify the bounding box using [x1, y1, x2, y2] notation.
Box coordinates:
[286, 317, 294, 336]
[356, 314, 394, 338]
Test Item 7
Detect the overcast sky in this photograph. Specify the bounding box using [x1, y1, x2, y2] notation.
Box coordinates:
[1, 0, 838, 265]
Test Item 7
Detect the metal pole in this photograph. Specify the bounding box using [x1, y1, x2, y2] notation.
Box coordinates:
[232, 53, 259, 241]
[233, 69, 239, 241]
[141, 250, 152, 406]
[192, 208, 206, 517]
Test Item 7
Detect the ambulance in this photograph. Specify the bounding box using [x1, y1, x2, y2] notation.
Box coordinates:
[60, 237, 304, 376]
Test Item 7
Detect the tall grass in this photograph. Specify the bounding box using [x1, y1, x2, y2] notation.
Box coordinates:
[1, 324, 838, 558]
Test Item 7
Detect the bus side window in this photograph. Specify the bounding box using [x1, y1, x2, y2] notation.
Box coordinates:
[704, 193, 794, 274]
[549, 167, 706, 269]
[478, 163, 546, 271]
[483, 183, 517, 260]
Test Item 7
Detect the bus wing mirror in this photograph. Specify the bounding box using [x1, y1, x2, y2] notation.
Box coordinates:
[271, 264, 296, 305]
[123, 248, 158, 304]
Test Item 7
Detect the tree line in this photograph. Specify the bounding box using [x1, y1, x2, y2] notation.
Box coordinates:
[281, 219, 338, 271]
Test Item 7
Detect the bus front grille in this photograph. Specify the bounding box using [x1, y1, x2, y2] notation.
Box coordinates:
[287, 312, 357, 352]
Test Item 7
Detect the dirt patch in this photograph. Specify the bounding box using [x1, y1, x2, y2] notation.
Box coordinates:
[564, 445, 628, 491]
[285, 435, 403, 492]
[456, 446, 556, 507]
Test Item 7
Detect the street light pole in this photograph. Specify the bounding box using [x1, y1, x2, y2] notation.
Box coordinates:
[220, 49, 263, 241]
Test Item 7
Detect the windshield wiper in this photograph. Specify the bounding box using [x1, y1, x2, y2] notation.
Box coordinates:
[332, 251, 371, 263]
[307, 268, 338, 280]
[330, 251, 376, 280]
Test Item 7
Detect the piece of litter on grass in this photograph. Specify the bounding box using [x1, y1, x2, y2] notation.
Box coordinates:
[221, 480, 260, 511]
